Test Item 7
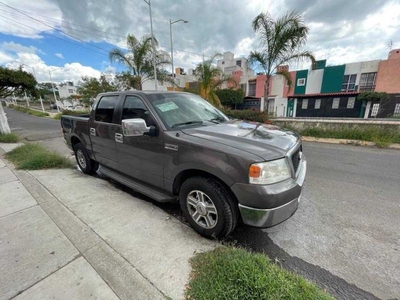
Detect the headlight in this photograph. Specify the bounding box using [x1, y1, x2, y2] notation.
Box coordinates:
[249, 158, 291, 185]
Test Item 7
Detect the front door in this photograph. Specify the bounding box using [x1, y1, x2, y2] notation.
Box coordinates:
[89, 94, 119, 170]
[115, 95, 164, 189]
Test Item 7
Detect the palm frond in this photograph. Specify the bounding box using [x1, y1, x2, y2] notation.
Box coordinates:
[276, 69, 293, 92]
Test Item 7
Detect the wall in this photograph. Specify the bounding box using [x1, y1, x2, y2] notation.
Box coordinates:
[271, 75, 285, 97]
[255, 75, 266, 98]
[375, 54, 400, 93]
[321, 65, 345, 93]
[305, 69, 324, 94]
[283, 71, 297, 97]
[295, 96, 362, 118]
[294, 70, 308, 94]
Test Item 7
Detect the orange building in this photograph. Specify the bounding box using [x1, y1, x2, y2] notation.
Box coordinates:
[375, 49, 400, 93]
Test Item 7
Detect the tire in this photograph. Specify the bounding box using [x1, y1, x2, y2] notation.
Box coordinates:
[74, 143, 98, 175]
[179, 176, 239, 239]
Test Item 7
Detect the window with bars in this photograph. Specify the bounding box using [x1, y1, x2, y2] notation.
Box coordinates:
[371, 103, 380, 117]
[315, 99, 321, 109]
[302, 99, 308, 109]
[248, 81, 256, 96]
[347, 97, 355, 109]
[342, 74, 357, 91]
[359, 72, 376, 91]
[332, 98, 340, 109]
[393, 103, 400, 117]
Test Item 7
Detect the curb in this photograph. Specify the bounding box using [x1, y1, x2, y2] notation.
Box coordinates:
[301, 136, 400, 150]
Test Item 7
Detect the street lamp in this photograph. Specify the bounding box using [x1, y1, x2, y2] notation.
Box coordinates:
[143, 0, 158, 90]
[48, 69, 60, 112]
[21, 63, 45, 112]
[169, 19, 188, 91]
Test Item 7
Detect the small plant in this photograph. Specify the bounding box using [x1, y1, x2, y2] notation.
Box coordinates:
[5, 144, 73, 170]
[0, 133, 19, 143]
[186, 247, 333, 300]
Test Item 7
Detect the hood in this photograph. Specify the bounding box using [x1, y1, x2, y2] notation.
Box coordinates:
[182, 120, 299, 161]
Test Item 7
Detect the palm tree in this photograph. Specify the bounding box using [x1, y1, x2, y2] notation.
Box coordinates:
[194, 54, 237, 107]
[109, 34, 171, 90]
[249, 11, 316, 110]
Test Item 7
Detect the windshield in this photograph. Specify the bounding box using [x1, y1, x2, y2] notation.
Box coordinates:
[146, 93, 229, 130]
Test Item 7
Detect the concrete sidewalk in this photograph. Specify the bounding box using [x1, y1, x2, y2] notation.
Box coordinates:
[0, 144, 216, 300]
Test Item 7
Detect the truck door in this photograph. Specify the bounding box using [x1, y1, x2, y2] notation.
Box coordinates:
[89, 94, 120, 170]
[114, 95, 164, 189]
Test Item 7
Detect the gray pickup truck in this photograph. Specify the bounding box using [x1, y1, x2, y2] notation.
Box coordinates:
[61, 91, 306, 238]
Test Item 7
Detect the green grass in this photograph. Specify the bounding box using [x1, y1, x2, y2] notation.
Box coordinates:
[279, 124, 400, 148]
[0, 133, 19, 143]
[9, 104, 49, 117]
[53, 110, 89, 120]
[5, 144, 73, 170]
[186, 247, 333, 300]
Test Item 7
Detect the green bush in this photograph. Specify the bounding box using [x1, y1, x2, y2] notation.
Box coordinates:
[5, 144, 73, 170]
[186, 247, 333, 300]
[222, 109, 270, 123]
[0, 133, 19, 143]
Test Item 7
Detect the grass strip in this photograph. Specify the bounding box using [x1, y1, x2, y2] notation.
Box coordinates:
[279, 124, 400, 148]
[53, 110, 89, 120]
[186, 247, 333, 300]
[9, 104, 49, 117]
[0, 133, 19, 143]
[5, 144, 73, 170]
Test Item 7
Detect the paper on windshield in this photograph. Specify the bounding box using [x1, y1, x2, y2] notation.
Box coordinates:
[156, 102, 179, 112]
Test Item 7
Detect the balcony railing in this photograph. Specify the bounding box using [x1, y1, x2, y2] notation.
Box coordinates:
[359, 85, 376, 92]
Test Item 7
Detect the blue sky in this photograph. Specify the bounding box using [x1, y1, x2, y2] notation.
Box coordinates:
[1, 0, 399, 84]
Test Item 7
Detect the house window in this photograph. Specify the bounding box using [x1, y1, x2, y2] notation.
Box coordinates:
[347, 97, 355, 109]
[359, 72, 377, 92]
[248, 81, 256, 97]
[236, 60, 242, 67]
[393, 103, 400, 117]
[332, 98, 340, 109]
[302, 99, 308, 109]
[371, 103, 380, 117]
[315, 99, 321, 109]
[297, 78, 306, 86]
[341, 74, 357, 91]
[68, 89, 73, 93]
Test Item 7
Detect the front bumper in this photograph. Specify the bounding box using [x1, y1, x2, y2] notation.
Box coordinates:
[232, 158, 306, 228]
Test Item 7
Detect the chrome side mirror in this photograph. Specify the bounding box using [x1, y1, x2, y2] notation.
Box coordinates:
[122, 118, 150, 137]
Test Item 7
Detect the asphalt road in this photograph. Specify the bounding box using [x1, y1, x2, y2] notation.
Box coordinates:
[5, 108, 400, 299]
[4, 108, 72, 157]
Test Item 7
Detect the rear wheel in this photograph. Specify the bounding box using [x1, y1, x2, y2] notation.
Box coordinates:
[74, 143, 98, 175]
[179, 176, 238, 239]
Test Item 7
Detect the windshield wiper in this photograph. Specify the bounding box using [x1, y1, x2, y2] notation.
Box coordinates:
[171, 120, 204, 128]
[207, 117, 225, 124]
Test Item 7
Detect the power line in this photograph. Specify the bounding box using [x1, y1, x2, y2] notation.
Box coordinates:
[0, 1, 111, 55]
[0, 15, 109, 57]
[0, 2, 209, 59]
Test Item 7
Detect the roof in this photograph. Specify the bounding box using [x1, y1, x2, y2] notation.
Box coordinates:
[288, 92, 360, 98]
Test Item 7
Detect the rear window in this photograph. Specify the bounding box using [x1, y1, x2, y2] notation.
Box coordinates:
[94, 95, 118, 123]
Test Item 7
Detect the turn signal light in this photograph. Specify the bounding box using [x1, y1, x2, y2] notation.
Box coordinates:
[249, 165, 261, 178]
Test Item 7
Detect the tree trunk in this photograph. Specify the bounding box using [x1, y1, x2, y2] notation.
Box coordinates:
[264, 75, 270, 112]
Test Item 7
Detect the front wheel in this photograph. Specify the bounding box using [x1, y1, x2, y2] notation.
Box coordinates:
[74, 143, 98, 175]
[179, 176, 238, 239]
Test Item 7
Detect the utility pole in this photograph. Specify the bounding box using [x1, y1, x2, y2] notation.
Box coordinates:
[49, 71, 60, 112]
[144, 0, 158, 90]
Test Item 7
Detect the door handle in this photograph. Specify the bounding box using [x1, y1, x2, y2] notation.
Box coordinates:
[90, 128, 96, 136]
[115, 133, 123, 143]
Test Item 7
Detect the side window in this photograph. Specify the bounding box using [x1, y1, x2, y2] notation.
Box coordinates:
[122, 96, 150, 125]
[95, 96, 118, 123]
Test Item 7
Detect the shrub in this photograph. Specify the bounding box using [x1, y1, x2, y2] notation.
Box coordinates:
[222, 109, 270, 123]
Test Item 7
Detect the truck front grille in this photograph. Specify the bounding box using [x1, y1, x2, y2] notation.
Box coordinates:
[291, 146, 302, 174]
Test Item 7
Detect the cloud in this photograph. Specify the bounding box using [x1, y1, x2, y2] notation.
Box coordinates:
[55, 53, 64, 59]
[1, 0, 399, 74]
[0, 0, 62, 38]
[4, 52, 102, 83]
